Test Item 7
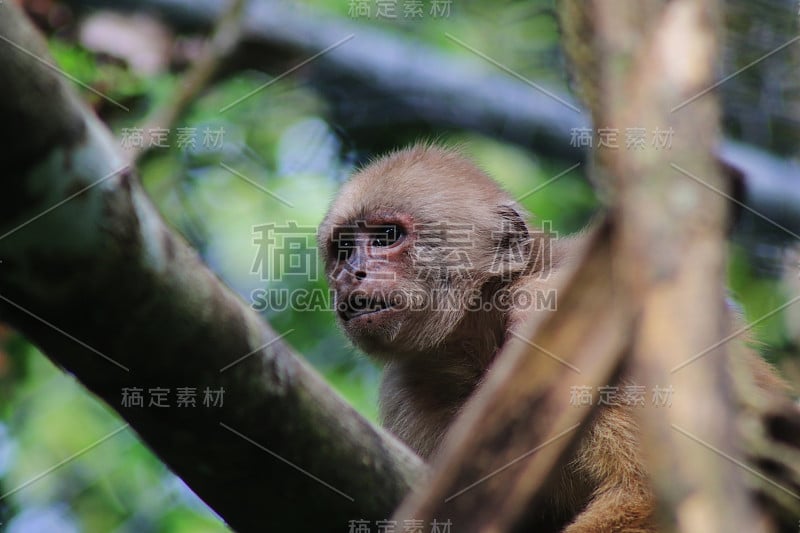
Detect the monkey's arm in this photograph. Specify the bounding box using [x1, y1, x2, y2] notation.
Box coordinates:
[562, 405, 656, 533]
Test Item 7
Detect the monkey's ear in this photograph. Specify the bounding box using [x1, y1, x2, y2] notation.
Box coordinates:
[492, 204, 531, 275]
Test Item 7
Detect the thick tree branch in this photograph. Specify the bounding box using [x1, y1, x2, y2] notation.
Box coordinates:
[0, 4, 424, 531]
[563, 0, 763, 530]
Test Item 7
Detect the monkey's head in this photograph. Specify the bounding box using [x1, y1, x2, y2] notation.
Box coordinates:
[318, 144, 535, 360]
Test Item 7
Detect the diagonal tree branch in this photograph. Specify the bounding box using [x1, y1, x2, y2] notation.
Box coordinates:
[0, 4, 424, 531]
[562, 0, 766, 530]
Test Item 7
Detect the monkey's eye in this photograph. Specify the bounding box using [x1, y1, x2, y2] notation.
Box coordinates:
[334, 234, 356, 259]
[371, 224, 404, 248]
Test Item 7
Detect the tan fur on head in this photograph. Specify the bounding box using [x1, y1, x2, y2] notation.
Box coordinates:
[318, 143, 532, 358]
[319, 143, 528, 275]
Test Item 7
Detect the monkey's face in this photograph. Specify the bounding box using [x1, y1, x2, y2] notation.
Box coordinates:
[318, 145, 534, 360]
[320, 212, 467, 358]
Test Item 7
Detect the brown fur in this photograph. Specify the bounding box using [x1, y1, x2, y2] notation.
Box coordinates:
[319, 144, 795, 532]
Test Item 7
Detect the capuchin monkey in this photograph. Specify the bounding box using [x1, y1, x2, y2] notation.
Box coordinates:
[318, 143, 798, 532]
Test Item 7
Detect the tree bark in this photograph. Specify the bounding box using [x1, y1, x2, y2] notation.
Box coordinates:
[561, 0, 763, 530]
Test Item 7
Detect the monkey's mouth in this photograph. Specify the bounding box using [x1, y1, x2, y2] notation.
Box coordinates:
[338, 297, 395, 322]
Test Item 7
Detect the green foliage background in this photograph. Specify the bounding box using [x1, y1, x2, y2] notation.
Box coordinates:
[0, 1, 795, 531]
